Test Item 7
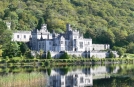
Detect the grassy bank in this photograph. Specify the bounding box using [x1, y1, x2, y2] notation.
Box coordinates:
[0, 56, 134, 67]
[0, 72, 46, 87]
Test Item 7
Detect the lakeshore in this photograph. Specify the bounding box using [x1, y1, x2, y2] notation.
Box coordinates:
[0, 57, 134, 67]
[1, 63, 134, 87]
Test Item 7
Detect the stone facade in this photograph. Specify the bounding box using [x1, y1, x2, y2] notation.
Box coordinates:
[12, 31, 31, 42]
[29, 24, 94, 52]
[12, 23, 118, 58]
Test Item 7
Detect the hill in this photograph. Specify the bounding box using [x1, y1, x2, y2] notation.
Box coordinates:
[0, 0, 134, 53]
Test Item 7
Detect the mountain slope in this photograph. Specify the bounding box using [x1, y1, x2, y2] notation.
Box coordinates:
[0, 0, 134, 52]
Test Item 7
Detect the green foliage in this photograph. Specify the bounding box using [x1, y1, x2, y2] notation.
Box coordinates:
[127, 42, 134, 54]
[0, 21, 13, 50]
[113, 46, 126, 57]
[45, 61, 50, 66]
[0, 48, 2, 56]
[2, 30, 12, 44]
[47, 51, 51, 59]
[60, 68, 70, 75]
[0, 0, 134, 54]
[25, 50, 33, 59]
[39, 49, 44, 59]
[20, 42, 29, 55]
[36, 17, 45, 30]
[127, 33, 134, 42]
[0, 21, 7, 34]
[109, 51, 115, 58]
[60, 52, 69, 59]
[2, 41, 20, 58]
[47, 68, 51, 76]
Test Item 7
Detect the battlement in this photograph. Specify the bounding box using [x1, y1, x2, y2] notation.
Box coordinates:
[13, 31, 31, 34]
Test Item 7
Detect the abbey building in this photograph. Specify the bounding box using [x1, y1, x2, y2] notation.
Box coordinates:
[12, 24, 118, 58]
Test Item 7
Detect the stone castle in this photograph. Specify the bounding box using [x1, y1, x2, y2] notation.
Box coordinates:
[12, 24, 118, 58]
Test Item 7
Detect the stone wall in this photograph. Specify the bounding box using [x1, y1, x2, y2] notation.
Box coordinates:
[50, 51, 109, 58]
[90, 51, 109, 58]
[92, 44, 110, 51]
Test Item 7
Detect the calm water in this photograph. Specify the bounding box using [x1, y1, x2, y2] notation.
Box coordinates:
[0, 64, 134, 87]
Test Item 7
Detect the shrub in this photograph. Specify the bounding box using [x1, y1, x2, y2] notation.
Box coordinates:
[60, 52, 69, 59]
[109, 52, 115, 58]
[47, 51, 51, 59]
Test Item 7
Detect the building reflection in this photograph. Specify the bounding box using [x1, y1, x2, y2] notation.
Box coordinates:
[47, 66, 119, 87]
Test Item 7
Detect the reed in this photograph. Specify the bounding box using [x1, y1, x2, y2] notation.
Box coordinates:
[0, 72, 46, 87]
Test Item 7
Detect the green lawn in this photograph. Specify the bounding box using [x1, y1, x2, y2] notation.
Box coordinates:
[125, 53, 134, 58]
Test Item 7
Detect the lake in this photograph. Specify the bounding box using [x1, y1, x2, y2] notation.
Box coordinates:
[0, 64, 134, 87]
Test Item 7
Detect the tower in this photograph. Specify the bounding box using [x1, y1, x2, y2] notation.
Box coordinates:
[66, 23, 72, 31]
[6, 22, 11, 29]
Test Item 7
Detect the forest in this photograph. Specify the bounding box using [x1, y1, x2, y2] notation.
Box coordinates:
[0, 0, 134, 55]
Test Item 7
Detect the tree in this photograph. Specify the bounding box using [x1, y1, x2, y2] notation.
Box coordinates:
[0, 45, 2, 56]
[97, 29, 115, 46]
[0, 21, 13, 52]
[84, 29, 97, 42]
[1, 30, 12, 49]
[126, 33, 134, 42]
[127, 42, 134, 54]
[47, 68, 51, 76]
[118, 48, 124, 57]
[2, 42, 20, 58]
[0, 21, 7, 41]
[112, 29, 128, 46]
[112, 46, 126, 57]
[60, 68, 70, 75]
[1, 33, 13, 57]
[111, 79, 117, 87]
[36, 17, 45, 30]
[39, 49, 44, 58]
[60, 52, 69, 59]
[47, 51, 51, 59]
[25, 49, 33, 58]
[20, 42, 29, 55]
[109, 51, 115, 58]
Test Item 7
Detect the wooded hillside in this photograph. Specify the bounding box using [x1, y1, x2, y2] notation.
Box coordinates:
[0, 0, 134, 53]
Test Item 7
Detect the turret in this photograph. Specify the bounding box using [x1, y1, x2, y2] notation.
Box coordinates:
[41, 24, 47, 30]
[6, 22, 11, 29]
[66, 23, 72, 31]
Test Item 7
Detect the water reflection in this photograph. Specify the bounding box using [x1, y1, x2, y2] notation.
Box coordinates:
[47, 68, 92, 87]
[47, 66, 119, 87]
[0, 65, 134, 87]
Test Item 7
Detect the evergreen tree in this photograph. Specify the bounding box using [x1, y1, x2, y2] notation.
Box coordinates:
[47, 68, 51, 76]
[36, 17, 45, 30]
[20, 42, 29, 55]
[47, 51, 51, 59]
